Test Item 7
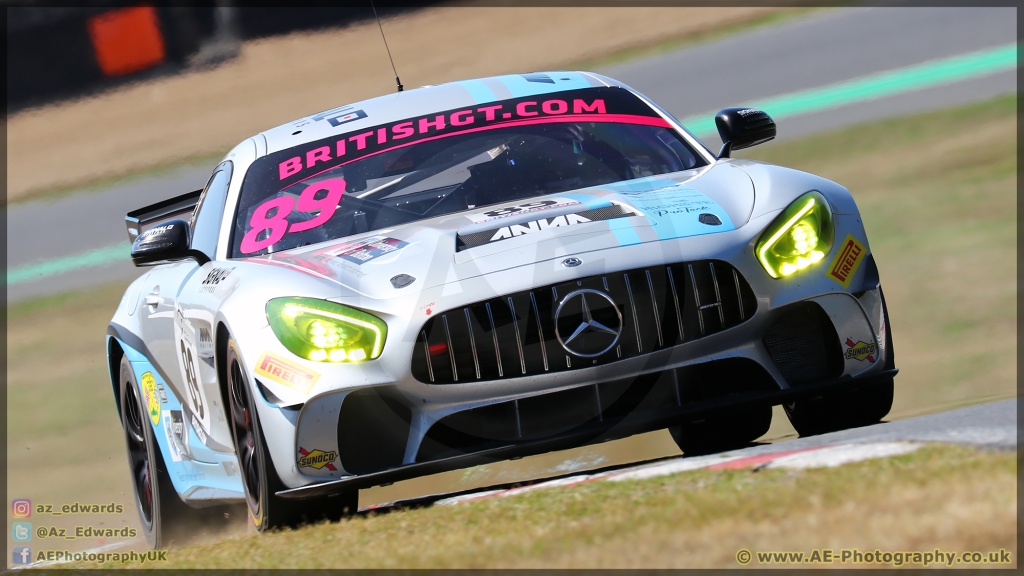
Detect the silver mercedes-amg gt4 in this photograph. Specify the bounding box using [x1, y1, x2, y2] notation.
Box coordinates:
[107, 71, 896, 546]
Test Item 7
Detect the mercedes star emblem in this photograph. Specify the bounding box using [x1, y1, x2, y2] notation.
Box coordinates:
[554, 289, 623, 358]
[561, 257, 582, 268]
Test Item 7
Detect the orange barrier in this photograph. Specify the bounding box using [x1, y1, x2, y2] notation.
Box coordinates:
[87, 6, 166, 77]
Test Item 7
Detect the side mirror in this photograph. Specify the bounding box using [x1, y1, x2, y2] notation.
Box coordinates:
[715, 107, 776, 158]
[131, 219, 210, 267]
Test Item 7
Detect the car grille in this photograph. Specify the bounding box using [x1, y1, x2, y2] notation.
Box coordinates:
[411, 260, 757, 384]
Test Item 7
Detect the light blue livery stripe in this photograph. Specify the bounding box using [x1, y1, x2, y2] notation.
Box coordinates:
[561, 192, 612, 210]
[607, 218, 642, 246]
[456, 79, 498, 104]
[494, 72, 592, 98]
[609, 183, 736, 241]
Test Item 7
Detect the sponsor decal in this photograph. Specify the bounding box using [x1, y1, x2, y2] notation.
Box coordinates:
[197, 326, 215, 357]
[272, 87, 664, 186]
[309, 105, 367, 127]
[190, 414, 207, 445]
[324, 236, 408, 265]
[139, 224, 173, 238]
[488, 213, 592, 241]
[845, 338, 877, 362]
[140, 372, 161, 426]
[254, 351, 320, 394]
[298, 447, 338, 471]
[156, 382, 167, 403]
[420, 301, 435, 316]
[827, 234, 866, 288]
[466, 198, 580, 224]
[199, 267, 235, 293]
[317, 256, 369, 278]
[163, 410, 190, 461]
[612, 183, 736, 242]
[175, 306, 211, 435]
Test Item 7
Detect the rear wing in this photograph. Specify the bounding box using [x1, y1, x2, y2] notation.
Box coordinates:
[125, 189, 202, 243]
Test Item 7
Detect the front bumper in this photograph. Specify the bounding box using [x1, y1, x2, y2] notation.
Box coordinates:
[278, 272, 892, 492]
[279, 366, 896, 499]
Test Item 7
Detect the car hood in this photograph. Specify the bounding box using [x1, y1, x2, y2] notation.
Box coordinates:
[253, 162, 755, 299]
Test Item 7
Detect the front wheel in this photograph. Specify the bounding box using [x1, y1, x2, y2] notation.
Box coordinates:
[225, 338, 357, 532]
[669, 404, 773, 455]
[783, 379, 894, 437]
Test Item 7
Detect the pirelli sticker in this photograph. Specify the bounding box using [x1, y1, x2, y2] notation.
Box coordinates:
[827, 234, 866, 289]
[254, 351, 320, 394]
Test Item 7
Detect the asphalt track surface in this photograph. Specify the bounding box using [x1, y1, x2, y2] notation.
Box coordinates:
[6, 6, 1016, 301]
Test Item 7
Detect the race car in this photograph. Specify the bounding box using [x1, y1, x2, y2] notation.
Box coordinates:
[107, 71, 896, 546]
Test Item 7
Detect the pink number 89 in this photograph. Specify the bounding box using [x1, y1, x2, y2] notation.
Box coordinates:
[239, 177, 346, 254]
[289, 178, 345, 232]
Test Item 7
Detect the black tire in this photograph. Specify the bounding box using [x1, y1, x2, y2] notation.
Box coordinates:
[784, 291, 896, 437]
[120, 357, 247, 547]
[119, 356, 192, 548]
[225, 337, 357, 532]
[669, 404, 773, 455]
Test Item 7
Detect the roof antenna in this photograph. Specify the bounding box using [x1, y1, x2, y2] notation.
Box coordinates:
[371, 1, 403, 92]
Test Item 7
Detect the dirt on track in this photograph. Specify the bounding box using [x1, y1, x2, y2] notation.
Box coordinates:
[6, 5, 789, 202]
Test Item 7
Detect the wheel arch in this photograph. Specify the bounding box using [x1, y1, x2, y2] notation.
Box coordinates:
[107, 335, 126, 420]
[216, 321, 233, 422]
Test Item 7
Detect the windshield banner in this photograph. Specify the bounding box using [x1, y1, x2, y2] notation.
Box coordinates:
[246, 87, 671, 193]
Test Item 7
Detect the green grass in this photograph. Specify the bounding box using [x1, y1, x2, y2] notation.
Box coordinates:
[94, 444, 1015, 568]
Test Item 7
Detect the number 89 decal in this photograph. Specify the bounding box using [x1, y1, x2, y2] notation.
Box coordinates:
[240, 177, 346, 254]
[174, 306, 211, 438]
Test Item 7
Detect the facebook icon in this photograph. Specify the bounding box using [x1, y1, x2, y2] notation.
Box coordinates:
[12, 546, 32, 565]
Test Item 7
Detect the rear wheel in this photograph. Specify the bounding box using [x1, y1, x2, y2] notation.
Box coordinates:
[119, 356, 191, 548]
[120, 356, 246, 547]
[669, 404, 773, 455]
[225, 337, 357, 532]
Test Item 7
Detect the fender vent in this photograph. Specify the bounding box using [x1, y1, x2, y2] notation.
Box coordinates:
[762, 302, 843, 386]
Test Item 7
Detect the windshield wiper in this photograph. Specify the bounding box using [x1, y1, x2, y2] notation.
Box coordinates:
[356, 175, 406, 199]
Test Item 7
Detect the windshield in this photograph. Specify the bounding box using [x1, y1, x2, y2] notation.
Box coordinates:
[231, 87, 707, 257]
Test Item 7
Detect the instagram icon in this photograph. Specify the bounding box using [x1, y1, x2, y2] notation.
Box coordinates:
[11, 499, 31, 518]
